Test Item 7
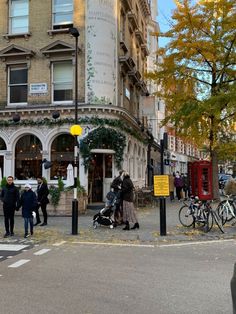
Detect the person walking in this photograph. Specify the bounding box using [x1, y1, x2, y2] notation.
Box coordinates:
[35, 176, 49, 226]
[18, 184, 37, 238]
[121, 171, 139, 230]
[111, 170, 124, 225]
[182, 173, 189, 199]
[174, 171, 184, 201]
[0, 176, 20, 237]
[169, 173, 175, 201]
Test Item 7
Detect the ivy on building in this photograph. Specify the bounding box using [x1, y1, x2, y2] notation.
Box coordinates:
[80, 127, 126, 170]
[0, 116, 145, 142]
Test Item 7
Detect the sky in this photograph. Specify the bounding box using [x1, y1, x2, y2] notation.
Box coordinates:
[157, 0, 177, 47]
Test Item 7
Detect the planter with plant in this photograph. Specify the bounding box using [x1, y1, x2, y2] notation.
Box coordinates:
[48, 178, 87, 215]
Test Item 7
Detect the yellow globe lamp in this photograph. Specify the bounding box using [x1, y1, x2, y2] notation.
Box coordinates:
[70, 124, 83, 136]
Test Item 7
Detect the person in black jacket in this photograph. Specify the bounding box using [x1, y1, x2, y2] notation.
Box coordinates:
[0, 176, 20, 237]
[19, 183, 37, 238]
[35, 176, 49, 226]
[121, 172, 139, 231]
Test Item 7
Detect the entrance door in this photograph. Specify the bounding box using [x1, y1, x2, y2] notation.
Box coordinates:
[88, 153, 114, 203]
[88, 154, 103, 203]
[103, 154, 113, 200]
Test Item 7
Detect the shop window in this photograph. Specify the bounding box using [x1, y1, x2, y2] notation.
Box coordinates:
[9, 0, 29, 34]
[52, 61, 73, 103]
[8, 65, 28, 104]
[15, 135, 42, 179]
[51, 134, 74, 179]
[52, 0, 73, 29]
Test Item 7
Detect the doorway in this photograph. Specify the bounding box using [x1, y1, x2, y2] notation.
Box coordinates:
[88, 153, 113, 203]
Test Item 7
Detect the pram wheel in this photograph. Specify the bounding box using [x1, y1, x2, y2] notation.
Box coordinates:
[93, 221, 98, 229]
[110, 224, 114, 229]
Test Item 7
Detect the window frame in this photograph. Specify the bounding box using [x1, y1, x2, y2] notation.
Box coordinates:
[52, 61, 73, 104]
[8, 64, 28, 106]
[52, 0, 73, 29]
[9, 0, 29, 35]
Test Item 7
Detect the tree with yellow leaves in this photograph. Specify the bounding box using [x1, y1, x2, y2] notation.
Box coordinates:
[148, 0, 236, 198]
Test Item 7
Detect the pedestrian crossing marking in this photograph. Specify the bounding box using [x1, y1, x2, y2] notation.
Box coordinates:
[8, 259, 30, 268]
[0, 244, 29, 251]
[53, 241, 66, 246]
[34, 249, 51, 255]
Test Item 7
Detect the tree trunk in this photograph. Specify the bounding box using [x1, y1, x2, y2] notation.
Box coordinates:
[212, 150, 220, 200]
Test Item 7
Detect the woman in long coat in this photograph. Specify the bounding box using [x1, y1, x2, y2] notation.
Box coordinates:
[121, 172, 139, 230]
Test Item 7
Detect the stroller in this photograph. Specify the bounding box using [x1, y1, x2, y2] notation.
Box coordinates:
[93, 191, 117, 229]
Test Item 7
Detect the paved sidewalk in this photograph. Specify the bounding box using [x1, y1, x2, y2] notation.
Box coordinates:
[1, 199, 236, 244]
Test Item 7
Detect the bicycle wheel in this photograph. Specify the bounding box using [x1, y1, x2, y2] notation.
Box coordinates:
[179, 205, 194, 227]
[212, 211, 224, 233]
[216, 201, 228, 225]
[203, 211, 214, 232]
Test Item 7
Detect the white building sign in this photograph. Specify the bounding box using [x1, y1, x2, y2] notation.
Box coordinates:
[29, 83, 48, 94]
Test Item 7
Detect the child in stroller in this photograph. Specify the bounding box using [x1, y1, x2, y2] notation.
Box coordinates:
[93, 191, 117, 229]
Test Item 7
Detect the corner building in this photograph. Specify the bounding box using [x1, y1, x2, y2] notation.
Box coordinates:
[0, 0, 152, 202]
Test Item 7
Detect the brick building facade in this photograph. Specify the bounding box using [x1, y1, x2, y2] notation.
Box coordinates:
[0, 0, 153, 202]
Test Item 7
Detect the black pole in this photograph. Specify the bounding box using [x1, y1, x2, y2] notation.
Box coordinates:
[147, 143, 151, 187]
[72, 34, 79, 235]
[160, 139, 166, 236]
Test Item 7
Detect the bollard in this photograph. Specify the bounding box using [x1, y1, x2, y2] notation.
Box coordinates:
[72, 199, 78, 235]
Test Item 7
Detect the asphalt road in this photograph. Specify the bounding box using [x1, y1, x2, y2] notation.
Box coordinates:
[0, 239, 235, 314]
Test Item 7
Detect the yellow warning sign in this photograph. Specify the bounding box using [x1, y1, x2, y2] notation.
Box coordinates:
[153, 175, 170, 196]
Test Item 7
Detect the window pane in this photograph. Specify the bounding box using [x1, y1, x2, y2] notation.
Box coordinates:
[54, 0, 73, 12]
[54, 89, 72, 101]
[50, 134, 74, 180]
[53, 62, 72, 82]
[10, 85, 27, 103]
[11, 17, 28, 33]
[54, 82, 72, 90]
[11, 0, 28, 17]
[53, 62, 72, 101]
[54, 13, 73, 25]
[15, 135, 42, 180]
[53, 0, 73, 25]
[10, 68, 27, 84]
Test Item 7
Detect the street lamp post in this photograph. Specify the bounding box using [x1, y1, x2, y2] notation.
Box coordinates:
[69, 27, 81, 235]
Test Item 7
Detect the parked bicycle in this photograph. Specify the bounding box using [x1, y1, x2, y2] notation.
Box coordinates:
[179, 196, 224, 233]
[216, 195, 236, 225]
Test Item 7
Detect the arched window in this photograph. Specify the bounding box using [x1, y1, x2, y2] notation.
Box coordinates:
[15, 135, 42, 179]
[51, 134, 74, 179]
[0, 138, 6, 150]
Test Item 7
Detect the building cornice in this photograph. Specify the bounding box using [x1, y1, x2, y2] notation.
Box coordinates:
[0, 104, 142, 132]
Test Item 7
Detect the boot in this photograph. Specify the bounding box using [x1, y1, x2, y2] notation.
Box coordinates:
[123, 221, 130, 230]
[131, 222, 139, 230]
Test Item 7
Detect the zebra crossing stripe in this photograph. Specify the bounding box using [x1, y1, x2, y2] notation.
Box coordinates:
[34, 249, 51, 256]
[8, 259, 30, 268]
[0, 244, 29, 251]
